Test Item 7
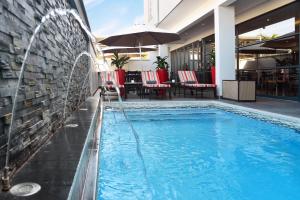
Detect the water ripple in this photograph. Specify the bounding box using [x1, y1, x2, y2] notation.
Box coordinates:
[98, 108, 300, 200]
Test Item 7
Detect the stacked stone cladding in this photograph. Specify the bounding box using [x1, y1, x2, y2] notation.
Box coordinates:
[0, 0, 91, 172]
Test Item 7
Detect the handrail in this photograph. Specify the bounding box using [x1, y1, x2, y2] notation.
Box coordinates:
[93, 95, 104, 200]
[81, 95, 104, 200]
[67, 94, 103, 200]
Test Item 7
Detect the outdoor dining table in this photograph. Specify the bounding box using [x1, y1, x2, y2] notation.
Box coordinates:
[265, 79, 287, 96]
[124, 82, 143, 99]
[162, 81, 181, 96]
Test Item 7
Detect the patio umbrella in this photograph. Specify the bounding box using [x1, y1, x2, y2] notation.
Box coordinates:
[262, 33, 298, 50]
[99, 24, 180, 58]
[99, 24, 180, 47]
[239, 43, 288, 54]
[102, 46, 157, 54]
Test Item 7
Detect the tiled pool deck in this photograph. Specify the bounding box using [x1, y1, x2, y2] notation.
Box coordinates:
[222, 97, 300, 118]
[0, 94, 299, 199]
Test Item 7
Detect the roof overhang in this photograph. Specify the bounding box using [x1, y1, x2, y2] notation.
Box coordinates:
[157, 0, 236, 33]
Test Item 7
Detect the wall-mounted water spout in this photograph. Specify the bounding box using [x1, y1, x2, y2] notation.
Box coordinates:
[2, 8, 95, 192]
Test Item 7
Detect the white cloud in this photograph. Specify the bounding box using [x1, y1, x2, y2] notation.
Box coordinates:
[83, 0, 105, 8]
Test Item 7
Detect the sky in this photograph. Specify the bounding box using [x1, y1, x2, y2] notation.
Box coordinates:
[83, 0, 144, 37]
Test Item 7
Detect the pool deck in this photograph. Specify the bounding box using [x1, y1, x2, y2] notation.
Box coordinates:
[0, 95, 99, 200]
[0, 93, 299, 199]
[221, 97, 300, 118]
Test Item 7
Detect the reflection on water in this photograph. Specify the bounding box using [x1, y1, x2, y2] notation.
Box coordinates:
[97, 108, 300, 200]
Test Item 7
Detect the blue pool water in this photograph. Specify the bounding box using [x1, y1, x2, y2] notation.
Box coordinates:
[97, 108, 300, 200]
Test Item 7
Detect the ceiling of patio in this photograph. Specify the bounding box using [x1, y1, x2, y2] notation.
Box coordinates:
[166, 0, 295, 45]
[157, 0, 221, 33]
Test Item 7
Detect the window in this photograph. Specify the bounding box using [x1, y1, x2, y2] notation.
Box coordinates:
[236, 2, 300, 100]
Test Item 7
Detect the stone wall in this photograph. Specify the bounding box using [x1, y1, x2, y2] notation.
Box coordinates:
[0, 0, 92, 173]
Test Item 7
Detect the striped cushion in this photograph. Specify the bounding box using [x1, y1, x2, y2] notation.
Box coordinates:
[178, 71, 198, 84]
[101, 71, 113, 83]
[141, 71, 171, 88]
[100, 71, 124, 88]
[178, 71, 216, 88]
[106, 84, 124, 89]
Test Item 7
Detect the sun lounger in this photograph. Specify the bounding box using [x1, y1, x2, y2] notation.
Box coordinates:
[100, 71, 125, 98]
[141, 71, 171, 99]
[178, 70, 216, 98]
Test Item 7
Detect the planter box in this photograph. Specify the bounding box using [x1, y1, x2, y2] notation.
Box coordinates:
[115, 69, 125, 85]
[156, 69, 169, 83]
[222, 80, 256, 102]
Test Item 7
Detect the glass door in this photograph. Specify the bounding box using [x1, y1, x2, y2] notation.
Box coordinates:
[236, 2, 300, 101]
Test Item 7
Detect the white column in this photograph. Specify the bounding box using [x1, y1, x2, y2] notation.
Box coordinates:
[214, 5, 236, 96]
[158, 44, 170, 62]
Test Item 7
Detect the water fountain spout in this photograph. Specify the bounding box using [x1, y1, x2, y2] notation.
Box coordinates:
[1, 167, 10, 191]
[2, 8, 96, 191]
[77, 58, 101, 108]
[99, 61, 152, 196]
[62, 51, 103, 120]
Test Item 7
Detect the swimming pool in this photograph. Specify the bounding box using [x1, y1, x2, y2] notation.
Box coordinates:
[97, 106, 300, 200]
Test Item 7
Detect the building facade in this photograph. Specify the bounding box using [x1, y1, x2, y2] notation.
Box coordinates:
[144, 0, 300, 101]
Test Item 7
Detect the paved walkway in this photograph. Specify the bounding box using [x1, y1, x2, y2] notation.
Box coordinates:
[221, 97, 300, 118]
[0, 95, 99, 200]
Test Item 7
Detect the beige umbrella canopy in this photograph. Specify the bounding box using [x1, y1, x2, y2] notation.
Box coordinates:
[99, 24, 180, 47]
[102, 46, 157, 54]
[262, 33, 298, 50]
[239, 43, 289, 54]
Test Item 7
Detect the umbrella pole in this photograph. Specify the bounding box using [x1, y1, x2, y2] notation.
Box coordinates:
[139, 42, 142, 60]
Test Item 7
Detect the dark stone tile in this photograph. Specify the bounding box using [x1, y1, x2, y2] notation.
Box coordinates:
[0, 96, 99, 200]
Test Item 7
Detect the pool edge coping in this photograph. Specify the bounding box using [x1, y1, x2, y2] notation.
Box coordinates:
[103, 100, 300, 130]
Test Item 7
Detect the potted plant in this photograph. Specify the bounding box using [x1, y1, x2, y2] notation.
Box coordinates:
[208, 49, 216, 85]
[154, 56, 169, 83]
[111, 52, 130, 85]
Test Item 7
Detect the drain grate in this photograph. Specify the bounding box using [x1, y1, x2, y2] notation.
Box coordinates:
[10, 183, 41, 197]
[65, 124, 79, 128]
